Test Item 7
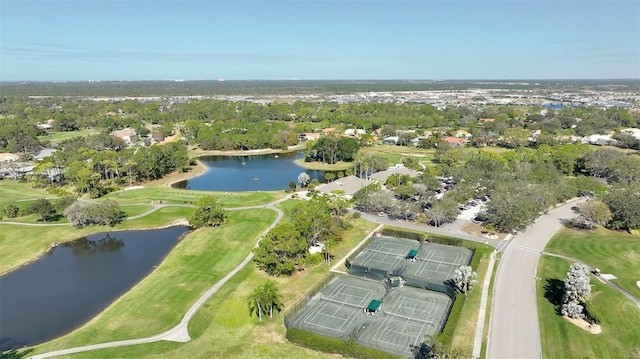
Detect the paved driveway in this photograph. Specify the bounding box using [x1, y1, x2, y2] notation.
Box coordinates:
[487, 200, 584, 359]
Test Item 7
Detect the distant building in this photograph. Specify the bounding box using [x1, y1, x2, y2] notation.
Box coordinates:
[382, 136, 399, 144]
[315, 175, 373, 198]
[299, 133, 320, 141]
[370, 167, 420, 184]
[453, 129, 472, 139]
[620, 128, 640, 140]
[442, 136, 465, 146]
[33, 148, 57, 161]
[0, 153, 20, 162]
[109, 128, 136, 145]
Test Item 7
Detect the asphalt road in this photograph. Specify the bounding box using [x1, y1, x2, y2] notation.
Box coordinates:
[487, 199, 584, 359]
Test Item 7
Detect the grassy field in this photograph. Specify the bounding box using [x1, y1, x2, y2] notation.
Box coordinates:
[0, 181, 52, 210]
[30, 208, 277, 354]
[0, 206, 194, 275]
[30, 217, 378, 358]
[479, 255, 498, 359]
[537, 255, 640, 359]
[359, 145, 436, 166]
[294, 159, 353, 171]
[37, 129, 100, 144]
[545, 227, 640, 298]
[449, 245, 493, 355]
[102, 186, 283, 208]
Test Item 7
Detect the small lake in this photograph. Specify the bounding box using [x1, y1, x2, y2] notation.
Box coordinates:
[0, 226, 189, 351]
[173, 152, 330, 191]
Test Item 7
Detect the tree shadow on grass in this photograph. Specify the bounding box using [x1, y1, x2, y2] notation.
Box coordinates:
[544, 278, 565, 315]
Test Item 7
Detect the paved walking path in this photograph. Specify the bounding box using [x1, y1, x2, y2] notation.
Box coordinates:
[27, 196, 290, 359]
[486, 199, 585, 359]
[471, 234, 511, 358]
[542, 251, 640, 308]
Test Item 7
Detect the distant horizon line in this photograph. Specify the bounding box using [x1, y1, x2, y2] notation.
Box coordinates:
[2, 78, 639, 83]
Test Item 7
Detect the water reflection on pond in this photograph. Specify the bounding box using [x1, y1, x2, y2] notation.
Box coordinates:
[0, 226, 189, 351]
[173, 152, 330, 191]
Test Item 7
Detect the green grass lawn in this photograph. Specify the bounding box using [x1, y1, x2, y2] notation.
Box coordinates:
[537, 255, 640, 359]
[449, 245, 493, 355]
[37, 129, 100, 144]
[0, 181, 52, 210]
[102, 186, 283, 208]
[359, 145, 437, 166]
[294, 159, 353, 171]
[29, 217, 378, 359]
[119, 204, 154, 218]
[30, 208, 277, 355]
[275, 198, 303, 220]
[545, 227, 640, 298]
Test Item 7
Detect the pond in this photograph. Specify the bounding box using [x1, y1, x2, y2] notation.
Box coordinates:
[0, 226, 189, 351]
[172, 152, 331, 191]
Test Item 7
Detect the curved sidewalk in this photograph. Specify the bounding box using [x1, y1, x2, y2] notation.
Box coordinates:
[486, 199, 585, 359]
[28, 200, 285, 359]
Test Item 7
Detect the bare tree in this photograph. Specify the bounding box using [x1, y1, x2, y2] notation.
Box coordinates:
[452, 265, 477, 294]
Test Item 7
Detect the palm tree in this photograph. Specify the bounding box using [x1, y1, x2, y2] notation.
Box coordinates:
[261, 281, 284, 318]
[248, 281, 284, 320]
[247, 287, 264, 321]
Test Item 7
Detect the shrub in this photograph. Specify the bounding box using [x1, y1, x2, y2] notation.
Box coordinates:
[4, 204, 19, 218]
[55, 196, 77, 212]
[46, 187, 71, 196]
[286, 327, 400, 359]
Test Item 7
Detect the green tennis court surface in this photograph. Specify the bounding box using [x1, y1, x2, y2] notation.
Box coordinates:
[348, 236, 472, 292]
[287, 276, 453, 358]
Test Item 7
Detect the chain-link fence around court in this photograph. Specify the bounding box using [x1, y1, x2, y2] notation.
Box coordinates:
[347, 236, 473, 298]
[285, 276, 454, 358]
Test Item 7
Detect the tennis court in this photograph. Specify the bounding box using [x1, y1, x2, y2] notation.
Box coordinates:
[349, 236, 472, 289]
[286, 276, 387, 339]
[357, 287, 453, 357]
[404, 243, 473, 285]
[348, 236, 420, 279]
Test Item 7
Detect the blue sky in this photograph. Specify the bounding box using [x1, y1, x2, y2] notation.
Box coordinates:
[1, 0, 638, 81]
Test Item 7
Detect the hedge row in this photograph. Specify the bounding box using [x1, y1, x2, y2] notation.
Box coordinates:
[437, 292, 466, 347]
[381, 227, 469, 249]
[286, 327, 401, 359]
[381, 228, 426, 242]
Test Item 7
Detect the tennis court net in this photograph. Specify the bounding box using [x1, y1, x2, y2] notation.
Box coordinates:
[383, 311, 435, 326]
[316, 294, 366, 310]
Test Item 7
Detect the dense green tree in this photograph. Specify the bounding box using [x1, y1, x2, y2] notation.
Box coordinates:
[30, 198, 55, 222]
[189, 195, 226, 228]
[253, 222, 307, 276]
[604, 183, 640, 230]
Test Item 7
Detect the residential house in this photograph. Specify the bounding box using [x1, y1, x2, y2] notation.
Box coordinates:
[442, 137, 465, 146]
[109, 128, 137, 145]
[299, 133, 321, 141]
[343, 129, 367, 137]
[33, 149, 57, 161]
[621, 128, 640, 140]
[382, 136, 399, 145]
[370, 167, 420, 184]
[315, 175, 373, 199]
[453, 129, 472, 139]
[0, 153, 20, 162]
